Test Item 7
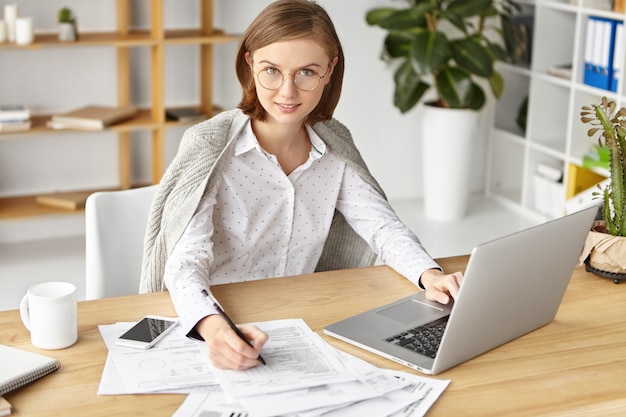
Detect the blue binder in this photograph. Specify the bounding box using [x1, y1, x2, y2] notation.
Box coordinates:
[583, 16, 615, 91]
[610, 21, 623, 93]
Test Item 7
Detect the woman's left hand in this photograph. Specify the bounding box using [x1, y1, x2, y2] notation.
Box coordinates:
[419, 269, 463, 304]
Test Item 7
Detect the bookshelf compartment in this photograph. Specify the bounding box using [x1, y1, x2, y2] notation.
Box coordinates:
[527, 77, 570, 153]
[494, 66, 530, 137]
[489, 131, 525, 205]
[532, 4, 576, 75]
[525, 151, 565, 218]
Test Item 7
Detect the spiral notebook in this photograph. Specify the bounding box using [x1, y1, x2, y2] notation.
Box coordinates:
[0, 345, 60, 396]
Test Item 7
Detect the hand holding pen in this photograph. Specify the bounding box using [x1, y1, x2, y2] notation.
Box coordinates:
[201, 289, 267, 366]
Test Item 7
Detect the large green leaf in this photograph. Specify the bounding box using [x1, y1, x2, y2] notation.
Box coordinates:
[436, 67, 474, 108]
[466, 83, 486, 110]
[450, 37, 493, 77]
[447, 0, 493, 18]
[384, 32, 415, 58]
[489, 70, 504, 99]
[393, 59, 430, 113]
[365, 8, 396, 26]
[369, 7, 424, 31]
[444, 0, 493, 33]
[410, 31, 449, 75]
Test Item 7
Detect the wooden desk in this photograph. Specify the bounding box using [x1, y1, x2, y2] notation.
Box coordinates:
[2, 256, 626, 416]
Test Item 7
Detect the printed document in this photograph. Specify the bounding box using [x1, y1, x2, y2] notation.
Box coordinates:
[98, 322, 217, 394]
[211, 319, 356, 398]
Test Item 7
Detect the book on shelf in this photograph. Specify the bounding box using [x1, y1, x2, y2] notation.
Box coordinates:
[48, 105, 137, 130]
[0, 105, 30, 122]
[35, 191, 94, 211]
[0, 119, 31, 132]
[615, 0, 625, 13]
[547, 64, 573, 80]
[0, 344, 60, 397]
[165, 107, 208, 123]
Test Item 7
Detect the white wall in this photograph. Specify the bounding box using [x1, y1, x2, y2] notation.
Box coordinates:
[0, 0, 489, 203]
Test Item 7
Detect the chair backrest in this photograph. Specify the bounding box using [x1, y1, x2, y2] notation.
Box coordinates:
[85, 185, 158, 300]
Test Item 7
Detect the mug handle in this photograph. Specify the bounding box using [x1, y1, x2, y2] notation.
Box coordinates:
[19, 294, 31, 331]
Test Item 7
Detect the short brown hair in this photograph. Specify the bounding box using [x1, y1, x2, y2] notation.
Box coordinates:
[235, 0, 344, 126]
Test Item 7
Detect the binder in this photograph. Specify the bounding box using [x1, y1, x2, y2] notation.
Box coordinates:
[583, 16, 615, 91]
[599, 19, 612, 90]
[583, 17, 596, 87]
[610, 21, 623, 93]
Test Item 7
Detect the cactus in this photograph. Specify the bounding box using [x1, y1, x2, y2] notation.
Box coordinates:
[581, 97, 626, 236]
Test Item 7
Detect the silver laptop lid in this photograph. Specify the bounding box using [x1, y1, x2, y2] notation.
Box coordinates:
[431, 206, 597, 374]
[324, 206, 597, 375]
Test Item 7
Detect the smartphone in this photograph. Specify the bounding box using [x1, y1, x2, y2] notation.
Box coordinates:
[115, 315, 178, 349]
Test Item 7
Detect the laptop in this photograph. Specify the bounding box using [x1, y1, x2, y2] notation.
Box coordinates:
[324, 206, 597, 375]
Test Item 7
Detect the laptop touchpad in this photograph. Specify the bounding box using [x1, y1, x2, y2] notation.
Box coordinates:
[377, 299, 445, 325]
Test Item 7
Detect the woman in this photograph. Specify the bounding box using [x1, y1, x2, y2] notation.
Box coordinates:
[140, 0, 462, 370]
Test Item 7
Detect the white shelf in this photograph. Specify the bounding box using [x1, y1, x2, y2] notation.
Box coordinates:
[488, 0, 626, 218]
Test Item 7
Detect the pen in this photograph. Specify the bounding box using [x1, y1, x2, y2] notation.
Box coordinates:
[201, 289, 266, 365]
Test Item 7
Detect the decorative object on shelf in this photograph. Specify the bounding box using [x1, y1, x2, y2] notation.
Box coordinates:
[365, 0, 521, 220]
[165, 107, 208, 123]
[547, 64, 573, 80]
[0, 19, 7, 43]
[579, 97, 626, 283]
[508, 13, 534, 66]
[15, 16, 33, 45]
[3, 4, 18, 43]
[516, 95, 527, 134]
[57, 7, 77, 42]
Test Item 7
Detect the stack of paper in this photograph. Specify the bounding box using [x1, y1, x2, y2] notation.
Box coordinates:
[98, 318, 449, 417]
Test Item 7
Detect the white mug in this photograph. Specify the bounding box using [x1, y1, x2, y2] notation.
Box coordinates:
[20, 282, 78, 350]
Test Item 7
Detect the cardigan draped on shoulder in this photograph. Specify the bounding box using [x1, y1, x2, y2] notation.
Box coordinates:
[139, 108, 386, 293]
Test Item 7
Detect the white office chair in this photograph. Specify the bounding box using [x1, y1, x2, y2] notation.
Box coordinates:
[85, 185, 158, 300]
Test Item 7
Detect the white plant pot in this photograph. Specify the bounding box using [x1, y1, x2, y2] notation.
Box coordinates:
[420, 104, 480, 221]
[58, 23, 76, 42]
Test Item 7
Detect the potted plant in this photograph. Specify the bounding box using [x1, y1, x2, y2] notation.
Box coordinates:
[365, 0, 522, 220]
[58, 7, 78, 42]
[580, 97, 626, 283]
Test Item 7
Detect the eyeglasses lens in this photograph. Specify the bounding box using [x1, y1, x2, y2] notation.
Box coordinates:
[257, 70, 321, 91]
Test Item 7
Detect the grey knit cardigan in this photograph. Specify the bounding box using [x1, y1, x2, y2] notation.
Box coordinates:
[139, 109, 386, 293]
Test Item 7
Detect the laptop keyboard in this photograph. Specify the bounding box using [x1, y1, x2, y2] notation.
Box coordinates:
[385, 316, 449, 359]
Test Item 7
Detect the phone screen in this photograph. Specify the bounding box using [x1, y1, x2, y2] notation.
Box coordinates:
[119, 317, 177, 343]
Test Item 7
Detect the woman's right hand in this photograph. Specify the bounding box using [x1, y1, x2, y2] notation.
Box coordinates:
[196, 314, 268, 370]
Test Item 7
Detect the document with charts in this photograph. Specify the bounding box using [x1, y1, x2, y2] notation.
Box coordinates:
[98, 322, 217, 394]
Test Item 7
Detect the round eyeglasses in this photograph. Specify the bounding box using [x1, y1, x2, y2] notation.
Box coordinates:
[254, 66, 329, 91]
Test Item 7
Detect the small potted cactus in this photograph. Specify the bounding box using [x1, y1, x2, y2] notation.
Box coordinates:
[58, 7, 78, 42]
[580, 97, 626, 283]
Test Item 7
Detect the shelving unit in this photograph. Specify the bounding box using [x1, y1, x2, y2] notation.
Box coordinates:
[0, 0, 236, 220]
[489, 0, 625, 219]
